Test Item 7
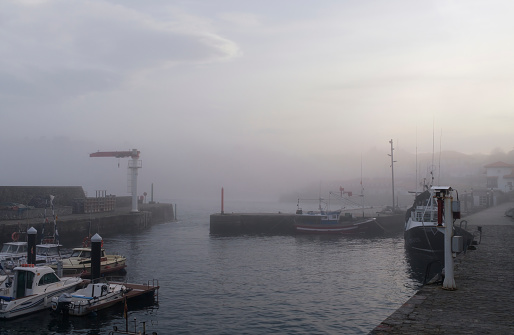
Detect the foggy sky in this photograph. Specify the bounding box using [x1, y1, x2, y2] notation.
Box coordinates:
[2, 0, 514, 203]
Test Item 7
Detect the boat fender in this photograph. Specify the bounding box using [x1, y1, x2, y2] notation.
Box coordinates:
[11, 232, 19, 242]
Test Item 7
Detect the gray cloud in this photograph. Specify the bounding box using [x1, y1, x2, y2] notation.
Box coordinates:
[0, 1, 240, 105]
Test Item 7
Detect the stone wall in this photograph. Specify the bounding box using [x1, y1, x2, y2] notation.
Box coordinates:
[0, 186, 85, 207]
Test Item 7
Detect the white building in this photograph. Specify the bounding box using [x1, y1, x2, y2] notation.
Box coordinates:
[484, 161, 514, 192]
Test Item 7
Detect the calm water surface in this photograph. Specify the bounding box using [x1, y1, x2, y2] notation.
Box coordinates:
[1, 200, 423, 334]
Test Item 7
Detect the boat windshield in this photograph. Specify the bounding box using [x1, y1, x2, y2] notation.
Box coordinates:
[1, 244, 27, 254]
[415, 211, 438, 222]
[71, 250, 91, 258]
[36, 246, 59, 256]
[1, 244, 14, 253]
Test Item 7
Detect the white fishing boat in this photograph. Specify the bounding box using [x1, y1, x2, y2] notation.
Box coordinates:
[51, 282, 130, 316]
[0, 264, 83, 319]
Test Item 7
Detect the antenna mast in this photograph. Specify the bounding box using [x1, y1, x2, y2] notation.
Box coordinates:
[388, 139, 396, 211]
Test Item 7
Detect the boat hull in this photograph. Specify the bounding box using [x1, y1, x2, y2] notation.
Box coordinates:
[294, 218, 384, 235]
[404, 225, 445, 254]
[404, 224, 475, 258]
[0, 280, 81, 319]
[51, 283, 127, 316]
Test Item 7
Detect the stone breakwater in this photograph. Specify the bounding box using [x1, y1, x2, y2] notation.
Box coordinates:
[0, 203, 175, 246]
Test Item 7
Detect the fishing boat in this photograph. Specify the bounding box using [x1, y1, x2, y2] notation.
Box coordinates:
[404, 186, 474, 255]
[50, 246, 126, 278]
[294, 211, 384, 235]
[294, 192, 385, 235]
[0, 264, 83, 319]
[51, 281, 130, 316]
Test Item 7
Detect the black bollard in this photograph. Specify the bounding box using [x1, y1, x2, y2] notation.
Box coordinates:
[27, 227, 37, 265]
[90, 233, 102, 283]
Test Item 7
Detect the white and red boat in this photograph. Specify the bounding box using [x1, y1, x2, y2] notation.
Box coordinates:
[294, 210, 384, 235]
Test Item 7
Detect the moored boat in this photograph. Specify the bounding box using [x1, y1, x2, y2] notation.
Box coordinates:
[404, 186, 474, 256]
[0, 264, 83, 319]
[294, 193, 385, 235]
[35, 243, 69, 266]
[294, 210, 384, 235]
[51, 282, 130, 316]
[295, 217, 383, 235]
[50, 247, 126, 278]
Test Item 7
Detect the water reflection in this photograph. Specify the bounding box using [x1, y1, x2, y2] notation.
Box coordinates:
[404, 249, 443, 284]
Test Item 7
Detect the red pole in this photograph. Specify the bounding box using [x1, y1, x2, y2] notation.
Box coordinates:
[221, 187, 224, 214]
[437, 198, 443, 226]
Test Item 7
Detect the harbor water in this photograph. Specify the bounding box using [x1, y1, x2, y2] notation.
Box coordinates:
[0, 200, 424, 334]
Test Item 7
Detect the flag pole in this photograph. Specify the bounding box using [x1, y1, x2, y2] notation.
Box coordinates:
[124, 296, 128, 331]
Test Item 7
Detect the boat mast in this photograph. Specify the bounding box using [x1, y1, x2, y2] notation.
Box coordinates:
[388, 139, 396, 211]
[360, 154, 364, 217]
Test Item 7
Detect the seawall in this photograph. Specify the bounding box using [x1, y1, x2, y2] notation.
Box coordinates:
[0, 203, 175, 247]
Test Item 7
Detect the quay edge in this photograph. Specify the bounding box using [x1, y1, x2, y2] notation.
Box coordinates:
[369, 201, 514, 334]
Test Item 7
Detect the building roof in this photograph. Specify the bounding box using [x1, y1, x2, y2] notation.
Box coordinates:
[484, 161, 514, 168]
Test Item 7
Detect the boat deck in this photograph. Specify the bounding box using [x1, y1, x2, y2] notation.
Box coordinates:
[81, 280, 159, 313]
[121, 281, 159, 301]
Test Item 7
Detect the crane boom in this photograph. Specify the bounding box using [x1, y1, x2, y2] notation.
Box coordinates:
[90, 150, 140, 158]
[89, 148, 141, 212]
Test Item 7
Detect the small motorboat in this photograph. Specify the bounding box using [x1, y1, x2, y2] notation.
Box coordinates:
[51, 282, 130, 316]
[50, 247, 126, 278]
[0, 264, 83, 319]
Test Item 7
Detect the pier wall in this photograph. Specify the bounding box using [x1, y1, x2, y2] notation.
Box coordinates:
[0, 203, 175, 246]
[0, 186, 85, 207]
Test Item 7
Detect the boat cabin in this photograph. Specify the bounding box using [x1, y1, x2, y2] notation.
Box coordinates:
[69, 248, 108, 262]
[11, 265, 62, 299]
[0, 242, 28, 257]
[36, 244, 66, 265]
[0, 242, 28, 269]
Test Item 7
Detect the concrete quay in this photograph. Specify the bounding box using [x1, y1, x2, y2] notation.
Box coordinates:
[370, 201, 514, 335]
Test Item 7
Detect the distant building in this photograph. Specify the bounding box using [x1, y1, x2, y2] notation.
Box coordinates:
[484, 161, 514, 192]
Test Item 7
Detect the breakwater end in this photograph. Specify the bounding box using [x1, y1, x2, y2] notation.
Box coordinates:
[370, 202, 514, 334]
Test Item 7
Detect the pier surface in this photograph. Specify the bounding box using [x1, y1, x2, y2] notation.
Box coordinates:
[370, 201, 514, 334]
